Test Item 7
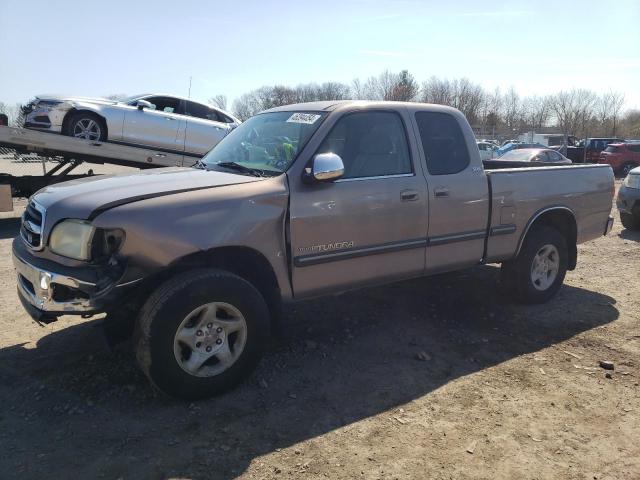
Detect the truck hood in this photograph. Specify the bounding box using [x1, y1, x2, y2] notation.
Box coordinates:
[32, 168, 263, 226]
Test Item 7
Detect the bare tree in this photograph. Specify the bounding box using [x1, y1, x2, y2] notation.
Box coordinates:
[225, 69, 629, 137]
[232, 91, 263, 121]
[421, 76, 453, 105]
[549, 89, 598, 152]
[350, 78, 365, 100]
[619, 109, 640, 138]
[502, 87, 522, 133]
[595, 92, 613, 135]
[609, 91, 625, 136]
[209, 95, 228, 110]
[315, 82, 351, 101]
[479, 87, 502, 137]
[450, 78, 484, 124]
[521, 95, 551, 138]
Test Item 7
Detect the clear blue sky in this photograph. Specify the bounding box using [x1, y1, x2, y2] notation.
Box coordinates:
[1, 0, 638, 109]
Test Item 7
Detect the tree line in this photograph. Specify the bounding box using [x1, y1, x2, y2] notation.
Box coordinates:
[219, 70, 638, 139]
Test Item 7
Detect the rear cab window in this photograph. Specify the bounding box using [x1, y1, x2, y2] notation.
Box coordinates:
[415, 112, 470, 175]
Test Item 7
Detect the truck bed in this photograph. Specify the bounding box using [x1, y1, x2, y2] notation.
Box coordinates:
[482, 159, 593, 169]
[484, 163, 613, 263]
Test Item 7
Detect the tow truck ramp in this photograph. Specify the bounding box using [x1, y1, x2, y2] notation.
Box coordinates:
[0, 126, 200, 210]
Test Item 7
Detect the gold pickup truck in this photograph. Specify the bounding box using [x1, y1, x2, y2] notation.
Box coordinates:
[12, 101, 615, 399]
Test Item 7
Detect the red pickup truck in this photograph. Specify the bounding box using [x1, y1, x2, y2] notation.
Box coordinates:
[599, 143, 640, 176]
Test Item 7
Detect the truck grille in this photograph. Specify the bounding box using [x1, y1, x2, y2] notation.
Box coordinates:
[20, 200, 46, 250]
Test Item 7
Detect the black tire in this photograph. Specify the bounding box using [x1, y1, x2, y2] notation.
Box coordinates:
[67, 112, 107, 141]
[134, 269, 270, 400]
[502, 225, 568, 304]
[620, 163, 638, 177]
[620, 212, 640, 230]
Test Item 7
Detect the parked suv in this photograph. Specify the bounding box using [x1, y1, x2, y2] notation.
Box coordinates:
[565, 137, 625, 163]
[616, 166, 640, 230]
[599, 143, 640, 176]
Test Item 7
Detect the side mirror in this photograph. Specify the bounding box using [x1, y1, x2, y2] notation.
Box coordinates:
[304, 153, 345, 183]
[136, 99, 153, 111]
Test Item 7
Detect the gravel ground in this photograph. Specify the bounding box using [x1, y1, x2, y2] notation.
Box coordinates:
[0, 181, 638, 480]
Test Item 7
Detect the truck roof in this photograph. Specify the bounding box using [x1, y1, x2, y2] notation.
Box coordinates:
[264, 101, 352, 112]
[263, 100, 461, 114]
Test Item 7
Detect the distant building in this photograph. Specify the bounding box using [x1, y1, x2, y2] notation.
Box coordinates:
[518, 132, 576, 147]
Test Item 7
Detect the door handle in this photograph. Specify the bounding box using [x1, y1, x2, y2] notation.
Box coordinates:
[434, 188, 449, 198]
[400, 190, 419, 202]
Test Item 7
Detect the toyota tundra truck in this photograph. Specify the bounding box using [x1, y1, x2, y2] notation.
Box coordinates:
[12, 101, 615, 400]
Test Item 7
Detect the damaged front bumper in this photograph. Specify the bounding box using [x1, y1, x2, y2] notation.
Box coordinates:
[12, 238, 140, 323]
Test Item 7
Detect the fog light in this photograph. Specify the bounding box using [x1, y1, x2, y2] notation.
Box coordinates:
[39, 272, 51, 290]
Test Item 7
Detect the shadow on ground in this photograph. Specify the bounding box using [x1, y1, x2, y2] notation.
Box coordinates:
[619, 227, 640, 241]
[0, 265, 619, 479]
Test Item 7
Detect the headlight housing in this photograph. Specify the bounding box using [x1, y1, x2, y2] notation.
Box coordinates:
[624, 174, 640, 190]
[36, 100, 63, 112]
[49, 219, 95, 260]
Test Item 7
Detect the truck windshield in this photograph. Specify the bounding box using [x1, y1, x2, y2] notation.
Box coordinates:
[202, 111, 327, 176]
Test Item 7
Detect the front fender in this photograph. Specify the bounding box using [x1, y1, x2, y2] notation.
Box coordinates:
[91, 175, 293, 300]
[66, 101, 125, 140]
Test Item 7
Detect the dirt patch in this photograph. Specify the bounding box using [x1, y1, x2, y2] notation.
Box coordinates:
[0, 184, 638, 479]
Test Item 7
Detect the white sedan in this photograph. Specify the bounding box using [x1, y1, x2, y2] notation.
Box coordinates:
[23, 94, 240, 157]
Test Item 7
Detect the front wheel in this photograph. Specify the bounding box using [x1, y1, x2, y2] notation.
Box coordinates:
[501, 225, 568, 304]
[135, 269, 270, 400]
[67, 112, 106, 141]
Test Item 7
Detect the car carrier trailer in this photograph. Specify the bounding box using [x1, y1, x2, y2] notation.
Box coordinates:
[0, 126, 200, 211]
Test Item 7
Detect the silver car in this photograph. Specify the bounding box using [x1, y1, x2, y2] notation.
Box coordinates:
[497, 148, 572, 164]
[23, 94, 240, 156]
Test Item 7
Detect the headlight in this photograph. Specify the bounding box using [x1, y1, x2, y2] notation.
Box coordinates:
[49, 219, 95, 260]
[35, 100, 63, 112]
[624, 174, 640, 190]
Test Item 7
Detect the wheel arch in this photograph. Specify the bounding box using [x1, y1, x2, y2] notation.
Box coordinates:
[159, 246, 283, 322]
[61, 108, 108, 138]
[516, 206, 578, 270]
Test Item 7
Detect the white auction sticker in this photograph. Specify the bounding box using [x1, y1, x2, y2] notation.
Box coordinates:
[286, 113, 321, 124]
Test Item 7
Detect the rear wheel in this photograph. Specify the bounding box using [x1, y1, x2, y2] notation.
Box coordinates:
[135, 269, 270, 400]
[620, 212, 640, 230]
[621, 162, 638, 177]
[501, 225, 568, 304]
[67, 112, 106, 141]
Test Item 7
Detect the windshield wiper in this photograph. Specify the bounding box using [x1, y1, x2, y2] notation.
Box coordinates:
[215, 161, 266, 177]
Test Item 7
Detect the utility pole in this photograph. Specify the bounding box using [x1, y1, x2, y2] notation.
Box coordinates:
[188, 76, 192, 99]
